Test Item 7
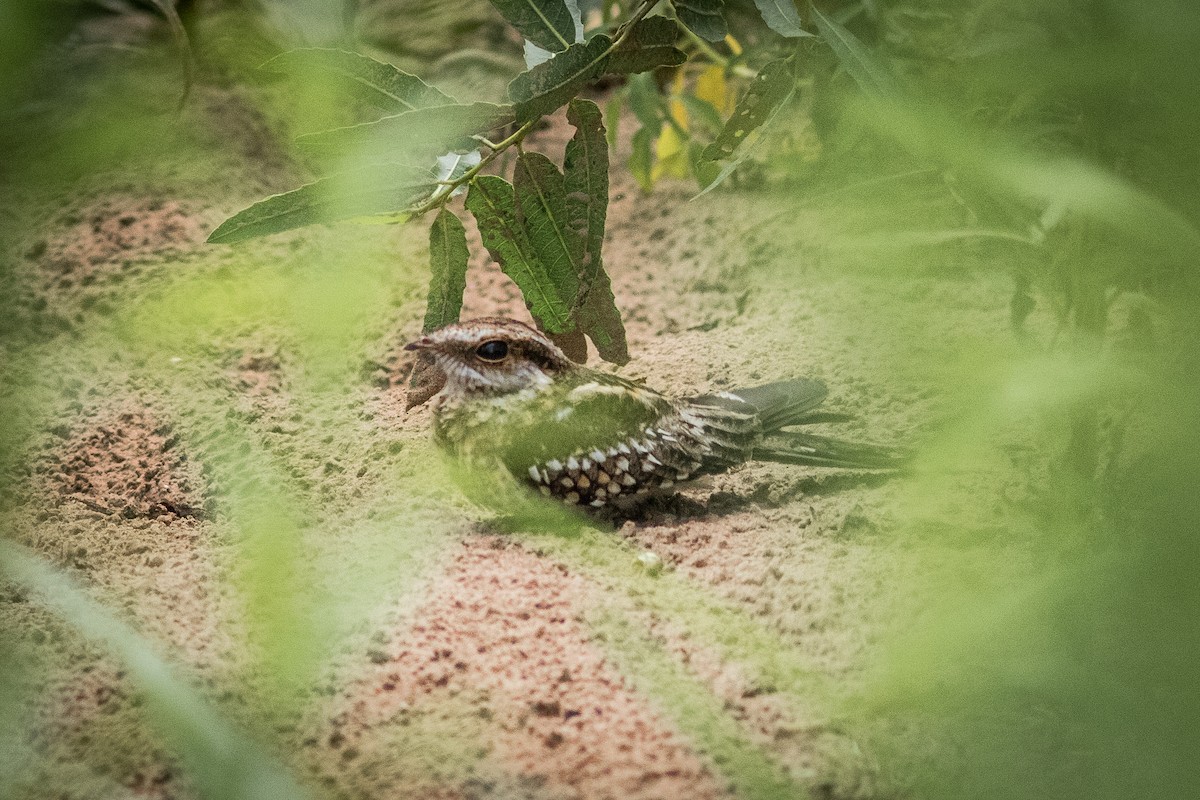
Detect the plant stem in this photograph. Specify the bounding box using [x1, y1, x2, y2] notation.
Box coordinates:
[680, 27, 757, 78]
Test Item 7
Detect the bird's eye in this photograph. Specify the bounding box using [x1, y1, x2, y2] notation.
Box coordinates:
[475, 340, 509, 362]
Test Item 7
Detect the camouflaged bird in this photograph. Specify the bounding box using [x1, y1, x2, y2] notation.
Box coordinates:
[406, 317, 899, 510]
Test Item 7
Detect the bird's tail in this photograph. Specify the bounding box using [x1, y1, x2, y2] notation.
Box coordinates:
[755, 430, 905, 469]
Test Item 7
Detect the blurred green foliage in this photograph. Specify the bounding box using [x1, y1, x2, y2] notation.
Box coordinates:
[1, 1, 1198, 799]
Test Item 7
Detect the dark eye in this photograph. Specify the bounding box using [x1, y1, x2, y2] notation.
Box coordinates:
[475, 340, 508, 362]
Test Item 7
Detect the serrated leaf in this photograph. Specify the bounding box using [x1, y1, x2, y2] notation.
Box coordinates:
[673, 0, 727, 42]
[576, 266, 628, 364]
[297, 102, 515, 164]
[630, 126, 655, 192]
[812, 6, 896, 98]
[489, 0, 578, 51]
[701, 57, 796, 162]
[509, 35, 612, 123]
[208, 166, 435, 243]
[425, 209, 471, 332]
[751, 0, 812, 38]
[466, 177, 574, 332]
[564, 99, 608, 297]
[514, 152, 582, 305]
[263, 48, 454, 113]
[606, 16, 687, 74]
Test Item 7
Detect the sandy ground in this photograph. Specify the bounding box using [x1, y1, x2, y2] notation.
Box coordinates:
[0, 32, 1032, 800]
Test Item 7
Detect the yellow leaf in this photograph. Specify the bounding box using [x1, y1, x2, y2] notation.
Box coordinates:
[696, 64, 734, 117]
[725, 33, 743, 56]
[652, 122, 689, 180]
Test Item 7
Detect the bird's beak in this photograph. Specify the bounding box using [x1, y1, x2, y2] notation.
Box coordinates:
[404, 336, 434, 352]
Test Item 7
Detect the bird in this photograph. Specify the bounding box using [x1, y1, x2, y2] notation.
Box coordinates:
[405, 317, 901, 511]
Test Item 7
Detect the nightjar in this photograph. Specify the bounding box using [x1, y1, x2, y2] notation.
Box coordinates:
[406, 317, 899, 510]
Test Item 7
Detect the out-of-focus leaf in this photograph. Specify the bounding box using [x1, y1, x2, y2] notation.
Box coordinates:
[146, 0, 195, 104]
[466, 177, 574, 332]
[564, 99, 629, 363]
[673, 0, 728, 42]
[696, 63, 734, 116]
[630, 126, 655, 192]
[677, 93, 723, 136]
[488, 0, 578, 51]
[296, 102, 515, 163]
[0, 541, 308, 800]
[604, 94, 622, 150]
[425, 208, 471, 332]
[812, 6, 895, 98]
[605, 16, 687, 74]
[654, 88, 691, 181]
[208, 167, 436, 243]
[263, 48, 454, 112]
[701, 57, 796, 162]
[751, 0, 811, 38]
[627, 71, 661, 128]
[688, 140, 723, 189]
[509, 36, 612, 123]
[514, 152, 582, 303]
[695, 69, 797, 197]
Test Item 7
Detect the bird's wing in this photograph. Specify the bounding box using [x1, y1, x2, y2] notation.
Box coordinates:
[494, 371, 672, 474]
[688, 378, 829, 432]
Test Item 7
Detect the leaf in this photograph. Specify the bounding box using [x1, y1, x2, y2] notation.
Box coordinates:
[604, 94, 622, 150]
[627, 71, 662, 128]
[673, 0, 728, 43]
[425, 209, 471, 332]
[488, 0, 578, 51]
[677, 93, 723, 136]
[696, 63, 735, 116]
[263, 48, 454, 112]
[575, 266, 629, 364]
[606, 16, 688, 74]
[208, 166, 436, 243]
[509, 36, 612, 123]
[564, 99, 629, 363]
[297, 102, 515, 164]
[630, 126, 655, 192]
[0, 541, 308, 800]
[466, 177, 574, 332]
[701, 57, 796, 162]
[563, 99, 608, 296]
[514, 152, 582, 305]
[812, 6, 896, 98]
[688, 140, 723, 189]
[693, 74, 796, 197]
[751, 0, 812, 38]
[653, 87, 691, 181]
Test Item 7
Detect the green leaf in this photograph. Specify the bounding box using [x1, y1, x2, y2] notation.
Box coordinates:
[606, 16, 688, 74]
[263, 48, 455, 112]
[751, 0, 812, 38]
[514, 151, 582, 304]
[604, 94, 622, 150]
[627, 71, 662, 129]
[677, 92, 724, 136]
[509, 35, 612, 123]
[0, 541, 308, 800]
[701, 57, 796, 162]
[694, 72, 797, 197]
[296, 102, 515, 164]
[424, 209, 471, 332]
[208, 166, 436, 243]
[812, 6, 896, 98]
[688, 140, 723, 189]
[673, 0, 728, 43]
[630, 126, 655, 192]
[564, 99, 629, 364]
[466, 177, 574, 332]
[488, 0, 578, 51]
[508, 18, 685, 124]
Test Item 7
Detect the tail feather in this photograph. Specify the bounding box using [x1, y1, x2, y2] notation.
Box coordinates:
[757, 431, 905, 470]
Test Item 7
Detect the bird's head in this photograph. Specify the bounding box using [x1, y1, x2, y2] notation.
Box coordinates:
[405, 317, 575, 397]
